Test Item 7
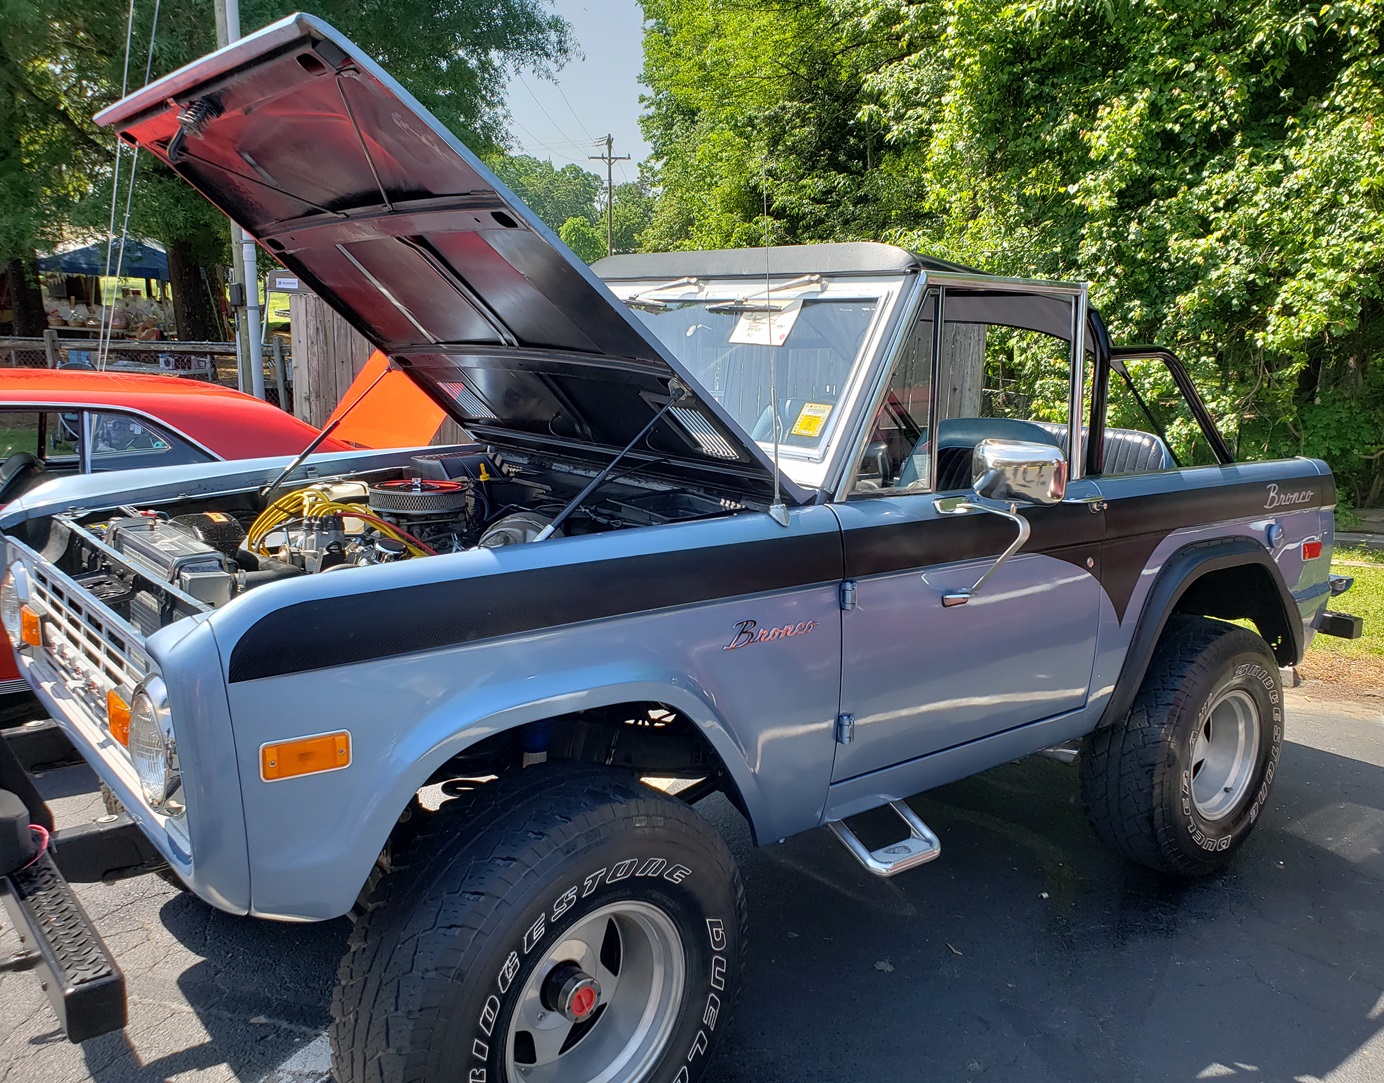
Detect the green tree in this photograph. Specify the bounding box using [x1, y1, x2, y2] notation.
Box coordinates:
[639, 0, 1384, 505]
[854, 0, 1384, 504]
[2, 1, 572, 336]
[638, 0, 916, 251]
[559, 215, 606, 263]
[485, 154, 602, 233]
[610, 179, 655, 254]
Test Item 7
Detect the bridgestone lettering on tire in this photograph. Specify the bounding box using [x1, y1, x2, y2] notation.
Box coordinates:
[331, 764, 745, 1083]
[1079, 616, 1283, 877]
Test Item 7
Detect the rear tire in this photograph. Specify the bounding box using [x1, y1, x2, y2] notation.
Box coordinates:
[1080, 616, 1283, 877]
[331, 764, 745, 1083]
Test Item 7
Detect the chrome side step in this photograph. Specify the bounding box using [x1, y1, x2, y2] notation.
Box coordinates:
[827, 800, 941, 877]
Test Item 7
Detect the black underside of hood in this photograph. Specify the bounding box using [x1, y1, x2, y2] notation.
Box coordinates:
[96, 14, 808, 504]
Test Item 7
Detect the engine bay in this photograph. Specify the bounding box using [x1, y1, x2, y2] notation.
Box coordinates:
[44, 445, 743, 636]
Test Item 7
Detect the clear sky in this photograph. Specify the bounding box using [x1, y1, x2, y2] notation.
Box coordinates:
[503, 1, 652, 180]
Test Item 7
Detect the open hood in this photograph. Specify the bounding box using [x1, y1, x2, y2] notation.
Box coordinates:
[96, 14, 809, 504]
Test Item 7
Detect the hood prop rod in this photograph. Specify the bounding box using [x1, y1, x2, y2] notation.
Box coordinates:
[532, 385, 688, 542]
[258, 365, 393, 499]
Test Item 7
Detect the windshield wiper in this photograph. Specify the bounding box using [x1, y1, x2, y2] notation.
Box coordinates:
[623, 276, 702, 310]
[705, 274, 824, 314]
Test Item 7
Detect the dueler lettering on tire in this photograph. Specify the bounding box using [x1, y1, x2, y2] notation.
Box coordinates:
[1080, 616, 1283, 877]
[331, 764, 745, 1083]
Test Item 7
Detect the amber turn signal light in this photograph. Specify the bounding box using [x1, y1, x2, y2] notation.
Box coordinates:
[19, 605, 41, 647]
[107, 691, 132, 746]
[260, 731, 351, 782]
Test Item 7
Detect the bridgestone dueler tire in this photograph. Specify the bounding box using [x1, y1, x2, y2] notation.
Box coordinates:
[1079, 616, 1283, 877]
[330, 764, 746, 1083]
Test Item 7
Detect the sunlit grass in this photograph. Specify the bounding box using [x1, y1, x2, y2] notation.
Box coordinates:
[1309, 560, 1383, 659]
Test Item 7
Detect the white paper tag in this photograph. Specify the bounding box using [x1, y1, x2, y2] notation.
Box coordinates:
[729, 300, 802, 347]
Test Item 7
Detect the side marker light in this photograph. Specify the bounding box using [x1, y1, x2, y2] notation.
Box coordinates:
[1301, 540, 1323, 560]
[20, 606, 41, 647]
[260, 731, 351, 782]
[107, 691, 132, 746]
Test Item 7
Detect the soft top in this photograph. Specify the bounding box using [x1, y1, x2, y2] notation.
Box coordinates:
[593, 243, 978, 281]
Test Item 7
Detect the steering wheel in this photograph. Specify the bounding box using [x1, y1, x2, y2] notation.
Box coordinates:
[0, 452, 46, 505]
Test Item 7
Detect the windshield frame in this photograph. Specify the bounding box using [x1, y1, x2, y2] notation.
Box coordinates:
[608, 272, 914, 490]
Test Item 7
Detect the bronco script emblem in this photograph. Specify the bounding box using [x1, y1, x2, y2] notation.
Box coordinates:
[1263, 483, 1315, 509]
[723, 618, 817, 650]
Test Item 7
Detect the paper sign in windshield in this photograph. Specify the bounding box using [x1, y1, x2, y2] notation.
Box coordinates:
[729, 300, 802, 347]
[790, 403, 833, 438]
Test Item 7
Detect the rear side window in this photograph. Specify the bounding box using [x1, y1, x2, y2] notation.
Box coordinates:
[0, 411, 80, 465]
[87, 412, 214, 471]
[0, 412, 42, 463]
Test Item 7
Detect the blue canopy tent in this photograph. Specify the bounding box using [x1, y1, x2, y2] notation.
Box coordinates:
[38, 237, 169, 279]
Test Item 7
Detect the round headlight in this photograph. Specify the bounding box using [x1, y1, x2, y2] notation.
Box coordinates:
[129, 680, 177, 806]
[0, 566, 24, 640]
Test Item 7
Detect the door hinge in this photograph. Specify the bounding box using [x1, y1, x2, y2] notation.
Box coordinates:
[835, 713, 855, 744]
[839, 580, 857, 611]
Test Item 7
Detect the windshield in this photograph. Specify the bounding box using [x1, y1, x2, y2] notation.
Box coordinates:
[629, 297, 883, 462]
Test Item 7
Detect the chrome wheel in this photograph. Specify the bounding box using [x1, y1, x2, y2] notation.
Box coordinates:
[1190, 687, 1261, 822]
[505, 900, 686, 1083]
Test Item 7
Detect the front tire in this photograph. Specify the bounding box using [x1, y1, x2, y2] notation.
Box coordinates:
[1080, 616, 1283, 877]
[331, 764, 745, 1083]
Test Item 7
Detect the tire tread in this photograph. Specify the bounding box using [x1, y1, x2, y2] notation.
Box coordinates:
[1080, 616, 1277, 876]
[330, 764, 745, 1083]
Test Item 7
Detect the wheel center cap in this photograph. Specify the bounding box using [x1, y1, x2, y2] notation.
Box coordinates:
[543, 963, 602, 1023]
[568, 982, 599, 1021]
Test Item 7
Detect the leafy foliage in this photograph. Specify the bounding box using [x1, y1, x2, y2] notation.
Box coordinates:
[559, 216, 606, 262]
[639, 0, 1384, 503]
[484, 154, 653, 259]
[2, 0, 572, 318]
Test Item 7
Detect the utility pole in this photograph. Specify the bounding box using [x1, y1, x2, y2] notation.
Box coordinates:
[213, 0, 265, 399]
[589, 135, 630, 258]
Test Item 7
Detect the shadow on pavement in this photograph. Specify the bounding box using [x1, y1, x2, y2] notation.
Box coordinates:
[708, 738, 1384, 1083]
[23, 733, 1378, 1083]
[74, 897, 348, 1083]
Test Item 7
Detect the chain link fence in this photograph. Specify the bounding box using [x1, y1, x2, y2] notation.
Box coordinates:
[0, 332, 293, 413]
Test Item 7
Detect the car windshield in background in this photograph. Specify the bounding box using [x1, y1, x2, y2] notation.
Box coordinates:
[630, 298, 882, 459]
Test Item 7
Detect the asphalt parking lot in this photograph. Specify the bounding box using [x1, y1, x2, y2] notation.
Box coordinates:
[2, 686, 1381, 1083]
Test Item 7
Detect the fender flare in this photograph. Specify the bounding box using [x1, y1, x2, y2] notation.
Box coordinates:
[1097, 536, 1300, 730]
[331, 675, 768, 908]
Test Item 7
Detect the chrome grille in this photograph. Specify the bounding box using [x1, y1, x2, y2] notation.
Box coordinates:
[27, 558, 150, 720]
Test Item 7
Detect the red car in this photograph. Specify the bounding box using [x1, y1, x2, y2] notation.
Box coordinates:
[0, 365, 438, 718]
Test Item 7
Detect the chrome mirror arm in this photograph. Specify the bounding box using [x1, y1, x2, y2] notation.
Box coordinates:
[932, 496, 1032, 607]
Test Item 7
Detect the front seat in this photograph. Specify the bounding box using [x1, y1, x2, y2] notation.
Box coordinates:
[0, 452, 47, 505]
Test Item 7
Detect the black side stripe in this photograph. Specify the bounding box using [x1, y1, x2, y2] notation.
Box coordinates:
[227, 532, 842, 682]
[228, 474, 1333, 683]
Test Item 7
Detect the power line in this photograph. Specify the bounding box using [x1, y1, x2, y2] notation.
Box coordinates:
[554, 79, 597, 145]
[516, 73, 586, 151]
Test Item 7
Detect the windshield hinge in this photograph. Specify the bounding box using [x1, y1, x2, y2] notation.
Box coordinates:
[839, 580, 857, 611]
[835, 713, 855, 745]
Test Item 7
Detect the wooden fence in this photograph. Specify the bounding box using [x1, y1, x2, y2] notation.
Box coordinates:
[287, 293, 462, 441]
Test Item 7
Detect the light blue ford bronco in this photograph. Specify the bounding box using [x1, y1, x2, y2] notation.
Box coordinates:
[0, 16, 1363, 1083]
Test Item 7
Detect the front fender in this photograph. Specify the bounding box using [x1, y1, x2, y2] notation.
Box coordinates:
[231, 656, 764, 921]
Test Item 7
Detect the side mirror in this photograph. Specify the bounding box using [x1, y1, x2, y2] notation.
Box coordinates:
[931, 439, 1069, 608]
[971, 438, 1067, 506]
